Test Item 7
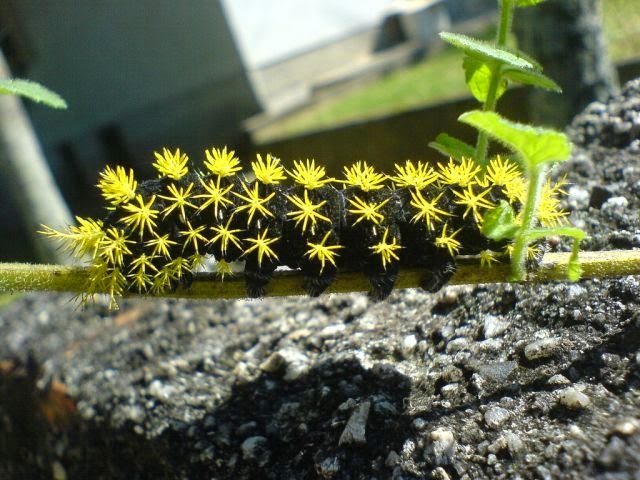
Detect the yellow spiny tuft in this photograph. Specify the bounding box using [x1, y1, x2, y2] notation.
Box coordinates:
[538, 178, 569, 227]
[196, 177, 234, 219]
[179, 221, 208, 254]
[158, 182, 197, 221]
[451, 184, 495, 223]
[409, 189, 450, 231]
[215, 259, 234, 281]
[288, 159, 334, 189]
[233, 182, 275, 226]
[287, 190, 330, 234]
[99, 227, 133, 266]
[153, 147, 189, 180]
[342, 161, 386, 191]
[209, 218, 243, 256]
[188, 253, 207, 272]
[39, 216, 105, 258]
[305, 231, 342, 274]
[370, 228, 402, 270]
[434, 223, 462, 256]
[252, 153, 286, 184]
[479, 249, 500, 268]
[165, 256, 191, 280]
[347, 195, 389, 226]
[151, 266, 176, 294]
[120, 194, 159, 238]
[437, 157, 480, 187]
[243, 228, 279, 267]
[503, 175, 527, 204]
[127, 253, 158, 292]
[204, 146, 242, 178]
[390, 160, 438, 190]
[504, 243, 542, 261]
[97, 165, 137, 206]
[145, 233, 177, 259]
[82, 260, 127, 310]
[102, 267, 127, 310]
[484, 156, 521, 187]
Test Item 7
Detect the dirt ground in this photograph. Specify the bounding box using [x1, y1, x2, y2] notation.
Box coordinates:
[1, 80, 640, 479]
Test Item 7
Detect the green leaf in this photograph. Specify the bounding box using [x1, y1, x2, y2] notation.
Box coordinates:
[439, 32, 535, 71]
[516, 0, 548, 7]
[429, 133, 476, 161]
[0, 79, 67, 109]
[463, 56, 507, 102]
[503, 68, 562, 92]
[481, 201, 520, 241]
[459, 111, 572, 168]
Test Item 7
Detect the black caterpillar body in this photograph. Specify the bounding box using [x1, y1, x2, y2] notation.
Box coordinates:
[41, 147, 567, 308]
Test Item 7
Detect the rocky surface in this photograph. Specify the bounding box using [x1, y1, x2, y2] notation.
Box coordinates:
[568, 77, 640, 151]
[2, 81, 640, 479]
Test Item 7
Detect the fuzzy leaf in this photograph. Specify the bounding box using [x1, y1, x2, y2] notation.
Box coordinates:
[459, 111, 572, 168]
[516, 0, 548, 7]
[481, 201, 520, 241]
[440, 32, 535, 71]
[503, 67, 562, 92]
[463, 56, 507, 102]
[0, 79, 67, 109]
[429, 133, 476, 161]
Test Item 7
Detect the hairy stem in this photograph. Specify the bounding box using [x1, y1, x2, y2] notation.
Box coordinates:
[474, 0, 514, 167]
[510, 163, 547, 280]
[0, 250, 638, 300]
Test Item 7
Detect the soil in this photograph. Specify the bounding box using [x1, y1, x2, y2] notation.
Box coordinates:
[1, 80, 640, 480]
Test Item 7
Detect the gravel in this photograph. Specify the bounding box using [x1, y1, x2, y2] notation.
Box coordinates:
[2, 79, 640, 479]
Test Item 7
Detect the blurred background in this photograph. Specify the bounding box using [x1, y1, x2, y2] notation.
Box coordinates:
[0, 0, 638, 262]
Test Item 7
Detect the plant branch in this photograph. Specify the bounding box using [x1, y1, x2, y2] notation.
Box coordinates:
[510, 162, 546, 280]
[1, 250, 639, 300]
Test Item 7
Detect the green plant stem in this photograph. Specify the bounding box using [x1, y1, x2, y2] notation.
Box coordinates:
[474, 0, 514, 167]
[510, 162, 546, 280]
[1, 250, 638, 300]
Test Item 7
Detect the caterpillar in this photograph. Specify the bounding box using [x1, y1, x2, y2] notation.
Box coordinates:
[41, 147, 568, 308]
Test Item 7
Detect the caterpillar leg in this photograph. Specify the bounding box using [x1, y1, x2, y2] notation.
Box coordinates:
[420, 254, 457, 293]
[367, 264, 399, 301]
[244, 267, 274, 298]
[302, 271, 337, 297]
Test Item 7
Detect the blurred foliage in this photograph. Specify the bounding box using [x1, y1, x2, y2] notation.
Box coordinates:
[602, 0, 640, 63]
[256, 1, 637, 143]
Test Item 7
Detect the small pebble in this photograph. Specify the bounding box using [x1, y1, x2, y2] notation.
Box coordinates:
[385, 450, 400, 467]
[259, 348, 310, 381]
[504, 431, 524, 456]
[558, 387, 591, 410]
[428, 429, 456, 466]
[547, 374, 571, 387]
[484, 406, 511, 429]
[401, 334, 418, 358]
[612, 418, 640, 436]
[524, 338, 560, 361]
[317, 456, 341, 478]
[602, 196, 629, 212]
[431, 466, 451, 480]
[483, 315, 510, 339]
[241, 436, 270, 466]
[339, 401, 371, 446]
[446, 337, 469, 353]
[475, 361, 517, 383]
